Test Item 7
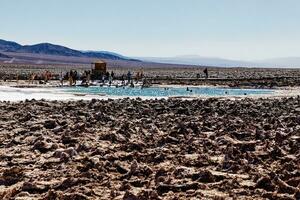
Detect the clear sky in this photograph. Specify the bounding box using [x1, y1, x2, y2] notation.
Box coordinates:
[0, 0, 300, 60]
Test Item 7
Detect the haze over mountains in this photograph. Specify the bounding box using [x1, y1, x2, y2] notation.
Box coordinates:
[0, 39, 300, 68]
[139, 55, 300, 68]
[138, 55, 256, 68]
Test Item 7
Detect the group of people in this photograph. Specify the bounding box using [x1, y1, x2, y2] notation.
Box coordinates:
[59, 70, 118, 86]
[26, 71, 52, 84]
[22, 69, 145, 87]
[63, 70, 79, 86]
[60, 70, 92, 86]
[100, 71, 115, 84]
[24, 68, 207, 86]
[119, 70, 144, 85]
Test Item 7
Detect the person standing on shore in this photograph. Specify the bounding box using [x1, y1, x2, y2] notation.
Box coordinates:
[105, 71, 110, 82]
[127, 71, 132, 84]
[59, 72, 64, 86]
[69, 70, 73, 86]
[203, 68, 208, 79]
[87, 70, 91, 85]
[140, 71, 144, 79]
[73, 70, 78, 85]
[16, 74, 19, 85]
[44, 71, 48, 82]
[30, 73, 36, 84]
[121, 74, 125, 85]
[111, 71, 115, 81]
[135, 72, 141, 83]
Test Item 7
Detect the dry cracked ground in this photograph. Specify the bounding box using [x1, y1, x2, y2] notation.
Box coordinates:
[0, 98, 299, 199]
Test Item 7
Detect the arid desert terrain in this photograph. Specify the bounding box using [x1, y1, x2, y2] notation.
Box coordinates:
[0, 64, 299, 200]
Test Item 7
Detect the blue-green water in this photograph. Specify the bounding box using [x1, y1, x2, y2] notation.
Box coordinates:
[63, 86, 274, 97]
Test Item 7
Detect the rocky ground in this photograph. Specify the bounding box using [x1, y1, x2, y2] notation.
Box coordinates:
[0, 98, 299, 199]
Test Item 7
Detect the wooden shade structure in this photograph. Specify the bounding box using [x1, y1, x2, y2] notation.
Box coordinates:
[91, 60, 107, 79]
[92, 60, 107, 73]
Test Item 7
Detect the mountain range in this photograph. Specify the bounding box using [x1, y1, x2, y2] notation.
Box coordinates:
[0, 39, 138, 63]
[0, 39, 300, 68]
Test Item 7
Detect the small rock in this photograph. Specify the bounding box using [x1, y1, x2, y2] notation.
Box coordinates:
[44, 119, 57, 129]
[255, 176, 275, 191]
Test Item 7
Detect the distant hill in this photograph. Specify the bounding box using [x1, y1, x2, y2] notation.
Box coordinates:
[82, 50, 138, 61]
[138, 55, 257, 67]
[0, 39, 138, 61]
[20, 43, 82, 57]
[82, 51, 139, 61]
[258, 57, 300, 68]
[0, 39, 22, 52]
[139, 55, 300, 68]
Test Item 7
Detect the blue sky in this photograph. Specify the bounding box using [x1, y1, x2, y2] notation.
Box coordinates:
[0, 0, 300, 60]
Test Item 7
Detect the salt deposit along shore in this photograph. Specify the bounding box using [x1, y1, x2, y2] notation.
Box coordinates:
[0, 84, 299, 102]
[0, 98, 299, 199]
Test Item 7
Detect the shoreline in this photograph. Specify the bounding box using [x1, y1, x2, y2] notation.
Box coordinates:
[0, 81, 299, 102]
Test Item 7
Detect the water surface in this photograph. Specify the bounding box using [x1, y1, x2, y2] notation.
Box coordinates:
[64, 86, 274, 97]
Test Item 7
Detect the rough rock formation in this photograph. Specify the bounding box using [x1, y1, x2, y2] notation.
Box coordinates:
[0, 98, 299, 199]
